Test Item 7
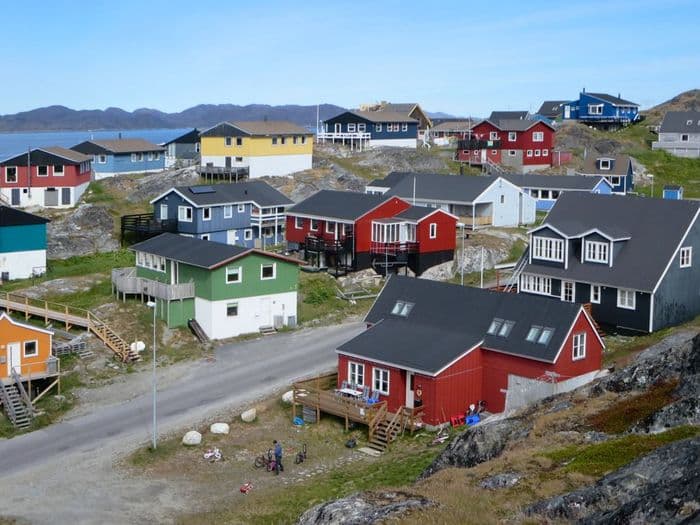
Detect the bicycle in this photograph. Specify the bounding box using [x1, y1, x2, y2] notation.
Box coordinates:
[203, 447, 223, 462]
[253, 449, 277, 472]
[294, 443, 307, 464]
[427, 427, 450, 447]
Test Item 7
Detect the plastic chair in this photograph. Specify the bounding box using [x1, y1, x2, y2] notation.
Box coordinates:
[362, 385, 371, 400]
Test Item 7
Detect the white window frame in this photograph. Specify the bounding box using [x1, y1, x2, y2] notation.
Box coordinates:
[202, 207, 211, 221]
[23, 339, 38, 357]
[272, 137, 279, 146]
[223, 205, 233, 218]
[590, 284, 601, 304]
[526, 150, 533, 157]
[542, 149, 549, 156]
[347, 123, 356, 133]
[572, 332, 586, 360]
[401, 123, 408, 132]
[348, 362, 365, 386]
[357, 123, 366, 132]
[226, 302, 238, 317]
[226, 266, 242, 284]
[159, 204, 168, 220]
[599, 159, 611, 170]
[508, 150, 516, 156]
[37, 165, 49, 177]
[531, 236, 564, 262]
[680, 247, 692, 268]
[489, 131, 499, 140]
[326, 221, 336, 234]
[561, 280, 575, 302]
[429, 223, 437, 239]
[260, 263, 276, 280]
[375, 123, 382, 132]
[244, 228, 252, 240]
[588, 104, 604, 115]
[237, 203, 245, 213]
[585, 240, 609, 264]
[534, 149, 541, 157]
[236, 137, 243, 146]
[178, 206, 193, 222]
[680, 134, 689, 142]
[97, 154, 107, 164]
[373, 367, 389, 395]
[520, 273, 552, 296]
[295, 217, 303, 229]
[53, 164, 64, 176]
[201, 234, 210, 241]
[310, 219, 319, 231]
[508, 131, 517, 142]
[5, 166, 17, 183]
[617, 288, 636, 310]
[131, 153, 143, 162]
[147, 152, 155, 161]
[532, 131, 544, 142]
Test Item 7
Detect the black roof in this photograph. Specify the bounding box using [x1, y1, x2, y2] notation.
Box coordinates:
[585, 93, 638, 107]
[0, 206, 50, 227]
[160, 129, 200, 146]
[337, 276, 584, 374]
[536, 100, 568, 118]
[162, 181, 292, 207]
[0, 147, 90, 166]
[394, 206, 439, 221]
[383, 172, 498, 204]
[664, 185, 682, 190]
[525, 193, 700, 291]
[503, 173, 609, 191]
[366, 171, 410, 189]
[659, 111, 700, 134]
[131, 233, 249, 269]
[287, 190, 390, 221]
[489, 111, 528, 122]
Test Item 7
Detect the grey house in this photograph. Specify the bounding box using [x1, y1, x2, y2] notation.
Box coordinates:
[518, 192, 700, 333]
[161, 129, 200, 168]
[652, 111, 700, 158]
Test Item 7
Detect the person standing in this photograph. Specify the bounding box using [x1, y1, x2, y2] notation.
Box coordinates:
[273, 439, 283, 475]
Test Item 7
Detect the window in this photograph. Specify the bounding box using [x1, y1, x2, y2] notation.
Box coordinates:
[617, 289, 636, 310]
[349, 362, 364, 386]
[538, 327, 554, 345]
[155, 153, 161, 161]
[326, 221, 336, 234]
[530, 189, 539, 198]
[532, 131, 544, 142]
[686, 120, 693, 126]
[520, 274, 552, 295]
[508, 131, 517, 142]
[301, 136, 306, 144]
[131, 153, 143, 162]
[236, 137, 243, 146]
[54, 165, 64, 176]
[238, 203, 245, 213]
[532, 236, 564, 262]
[500, 194, 505, 204]
[201, 234, 210, 241]
[572, 333, 586, 360]
[147, 152, 155, 161]
[272, 137, 279, 145]
[280, 137, 286, 145]
[526, 326, 541, 342]
[295, 217, 303, 229]
[23, 340, 38, 357]
[585, 241, 609, 263]
[202, 207, 211, 221]
[526, 150, 533, 157]
[373, 367, 389, 394]
[496, 320, 515, 337]
[680, 247, 692, 268]
[508, 150, 516, 156]
[225, 137, 232, 146]
[5, 166, 17, 183]
[391, 300, 414, 317]
[562, 281, 575, 302]
[310, 219, 318, 231]
[37, 165, 49, 177]
[609, 176, 621, 186]
[375, 124, 382, 132]
[681, 134, 689, 142]
[535, 149, 541, 157]
[487, 318, 502, 335]
[261, 263, 276, 280]
[226, 266, 241, 283]
[226, 303, 238, 316]
[347, 123, 356, 132]
[551, 190, 559, 199]
[429, 223, 437, 239]
[244, 229, 252, 240]
[590, 285, 601, 304]
[178, 206, 193, 222]
[401, 123, 408, 132]
[160, 204, 168, 220]
[599, 159, 611, 170]
[223, 205, 233, 218]
[588, 104, 603, 115]
[489, 131, 499, 140]
[357, 123, 366, 132]
[293, 136, 299, 145]
[98, 154, 107, 164]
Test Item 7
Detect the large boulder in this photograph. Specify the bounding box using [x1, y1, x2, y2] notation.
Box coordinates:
[527, 437, 700, 524]
[210, 423, 230, 435]
[241, 408, 257, 423]
[182, 430, 202, 446]
[47, 204, 119, 259]
[297, 491, 435, 525]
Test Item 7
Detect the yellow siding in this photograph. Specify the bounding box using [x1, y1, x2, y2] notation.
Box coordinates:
[201, 135, 313, 157]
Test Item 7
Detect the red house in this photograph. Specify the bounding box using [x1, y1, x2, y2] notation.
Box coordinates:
[457, 119, 556, 172]
[0, 147, 92, 208]
[286, 190, 457, 275]
[336, 276, 604, 426]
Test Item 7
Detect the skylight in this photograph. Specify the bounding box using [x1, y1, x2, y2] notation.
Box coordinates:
[391, 300, 414, 317]
[526, 325, 554, 345]
[487, 318, 503, 335]
[538, 327, 554, 345]
[488, 318, 515, 337]
[499, 320, 515, 338]
[526, 326, 541, 342]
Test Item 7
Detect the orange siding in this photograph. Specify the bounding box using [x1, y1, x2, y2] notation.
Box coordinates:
[0, 315, 53, 379]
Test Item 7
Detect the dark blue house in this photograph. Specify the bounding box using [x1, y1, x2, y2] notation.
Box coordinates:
[561, 91, 640, 129]
[318, 110, 418, 150]
[150, 181, 292, 248]
[577, 154, 634, 195]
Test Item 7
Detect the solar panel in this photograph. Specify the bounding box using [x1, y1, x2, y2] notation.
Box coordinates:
[189, 186, 215, 194]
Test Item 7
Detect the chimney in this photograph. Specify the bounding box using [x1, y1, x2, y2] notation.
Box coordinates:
[582, 87, 586, 93]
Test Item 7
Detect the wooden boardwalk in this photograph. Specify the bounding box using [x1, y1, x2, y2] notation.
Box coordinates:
[0, 292, 139, 362]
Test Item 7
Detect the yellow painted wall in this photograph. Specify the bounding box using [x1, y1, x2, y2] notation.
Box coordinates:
[201, 135, 313, 157]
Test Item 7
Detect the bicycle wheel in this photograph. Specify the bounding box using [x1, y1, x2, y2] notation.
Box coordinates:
[254, 456, 265, 468]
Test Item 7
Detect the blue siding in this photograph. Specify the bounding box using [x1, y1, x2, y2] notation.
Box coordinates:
[663, 188, 683, 200]
[562, 93, 639, 124]
[93, 152, 165, 174]
[324, 112, 418, 141]
[0, 223, 46, 253]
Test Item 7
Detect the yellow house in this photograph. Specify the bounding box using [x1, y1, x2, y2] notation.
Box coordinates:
[200, 121, 313, 178]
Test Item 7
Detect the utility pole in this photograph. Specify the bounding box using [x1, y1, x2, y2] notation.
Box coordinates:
[480, 246, 485, 288]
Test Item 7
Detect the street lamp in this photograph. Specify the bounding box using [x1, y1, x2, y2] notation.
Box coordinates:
[146, 300, 157, 450]
[458, 223, 465, 285]
[648, 174, 654, 198]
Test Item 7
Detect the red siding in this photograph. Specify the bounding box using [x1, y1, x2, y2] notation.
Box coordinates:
[416, 210, 457, 254]
[457, 121, 555, 167]
[0, 164, 91, 189]
[354, 197, 411, 252]
[426, 347, 483, 426]
[337, 354, 407, 412]
[284, 216, 353, 244]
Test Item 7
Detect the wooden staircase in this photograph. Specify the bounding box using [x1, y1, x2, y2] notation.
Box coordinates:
[188, 318, 209, 343]
[368, 405, 416, 453]
[88, 313, 140, 362]
[0, 381, 33, 429]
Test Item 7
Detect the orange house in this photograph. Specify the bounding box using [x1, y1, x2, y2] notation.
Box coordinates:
[0, 312, 55, 381]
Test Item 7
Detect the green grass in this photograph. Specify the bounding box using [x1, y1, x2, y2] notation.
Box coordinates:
[542, 425, 699, 478]
[629, 149, 700, 198]
[298, 273, 378, 324]
[505, 239, 526, 263]
[129, 438, 183, 467]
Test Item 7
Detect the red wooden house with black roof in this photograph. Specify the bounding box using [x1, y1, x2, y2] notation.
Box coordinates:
[336, 276, 604, 425]
[285, 190, 457, 276]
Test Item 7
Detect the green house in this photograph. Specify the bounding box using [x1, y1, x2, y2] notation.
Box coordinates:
[112, 232, 301, 339]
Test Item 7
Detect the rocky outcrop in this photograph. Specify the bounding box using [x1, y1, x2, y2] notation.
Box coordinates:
[47, 204, 119, 259]
[420, 416, 532, 479]
[527, 437, 700, 524]
[297, 491, 435, 525]
[480, 472, 522, 490]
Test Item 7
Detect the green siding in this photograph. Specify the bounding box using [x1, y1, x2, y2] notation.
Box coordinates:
[0, 224, 46, 253]
[166, 298, 195, 328]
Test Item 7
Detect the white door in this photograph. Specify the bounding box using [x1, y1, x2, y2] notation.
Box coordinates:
[564, 105, 570, 119]
[226, 229, 239, 245]
[258, 297, 272, 327]
[171, 261, 178, 285]
[160, 204, 168, 220]
[334, 123, 342, 133]
[7, 342, 21, 376]
[405, 371, 415, 408]
[480, 149, 487, 164]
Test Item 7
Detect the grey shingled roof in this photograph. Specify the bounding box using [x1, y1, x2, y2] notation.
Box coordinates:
[503, 173, 607, 191]
[524, 193, 700, 291]
[394, 206, 438, 221]
[383, 172, 497, 204]
[431, 120, 472, 132]
[579, 154, 632, 176]
[659, 111, 700, 133]
[586, 93, 638, 107]
[0, 205, 50, 227]
[79, 139, 164, 153]
[348, 110, 418, 123]
[40, 147, 91, 163]
[200, 120, 311, 137]
[537, 100, 568, 118]
[337, 276, 583, 373]
[169, 181, 292, 207]
[489, 111, 528, 122]
[287, 190, 390, 221]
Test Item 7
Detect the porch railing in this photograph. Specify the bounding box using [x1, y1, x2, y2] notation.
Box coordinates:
[369, 241, 419, 255]
[111, 267, 195, 301]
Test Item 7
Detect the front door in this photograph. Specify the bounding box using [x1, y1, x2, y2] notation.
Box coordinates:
[61, 187, 71, 205]
[11, 188, 20, 206]
[160, 204, 168, 220]
[405, 371, 415, 408]
[225, 157, 232, 169]
[564, 105, 570, 119]
[226, 229, 239, 245]
[7, 342, 21, 376]
[334, 123, 342, 133]
[258, 297, 272, 327]
[44, 188, 58, 206]
[480, 149, 487, 164]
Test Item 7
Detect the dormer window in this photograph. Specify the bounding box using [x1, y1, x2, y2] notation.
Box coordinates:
[391, 300, 414, 317]
[599, 159, 611, 170]
[532, 236, 564, 262]
[585, 240, 609, 263]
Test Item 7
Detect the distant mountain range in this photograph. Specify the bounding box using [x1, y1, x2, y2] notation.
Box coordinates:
[0, 104, 348, 132]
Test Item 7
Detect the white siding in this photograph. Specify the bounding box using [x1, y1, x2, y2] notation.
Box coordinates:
[0, 249, 46, 280]
[369, 138, 417, 148]
[475, 179, 534, 227]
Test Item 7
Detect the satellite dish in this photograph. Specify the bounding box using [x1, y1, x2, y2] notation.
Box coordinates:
[130, 341, 146, 353]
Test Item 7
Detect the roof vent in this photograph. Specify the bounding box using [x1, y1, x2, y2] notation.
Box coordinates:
[189, 186, 215, 194]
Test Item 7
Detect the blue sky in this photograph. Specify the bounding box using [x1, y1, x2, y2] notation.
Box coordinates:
[2, 0, 699, 117]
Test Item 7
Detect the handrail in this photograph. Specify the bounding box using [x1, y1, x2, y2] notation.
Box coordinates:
[0, 383, 17, 422]
[10, 368, 34, 415]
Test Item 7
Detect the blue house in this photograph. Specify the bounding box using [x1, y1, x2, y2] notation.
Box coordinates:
[577, 154, 634, 195]
[502, 173, 613, 211]
[150, 181, 292, 248]
[561, 91, 640, 129]
[0, 205, 49, 280]
[71, 138, 165, 179]
[663, 185, 684, 200]
[318, 110, 418, 150]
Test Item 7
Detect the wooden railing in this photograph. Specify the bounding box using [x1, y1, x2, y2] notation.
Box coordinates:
[112, 267, 195, 301]
[461, 215, 492, 228]
[10, 368, 34, 415]
[369, 241, 419, 255]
